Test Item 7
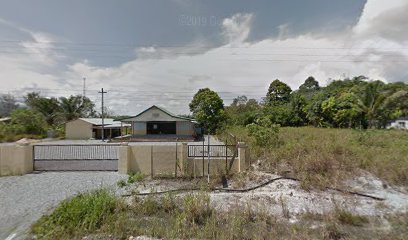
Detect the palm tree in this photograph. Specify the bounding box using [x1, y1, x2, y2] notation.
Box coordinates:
[59, 95, 96, 121]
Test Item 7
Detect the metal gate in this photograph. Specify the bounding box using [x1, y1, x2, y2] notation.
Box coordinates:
[33, 144, 119, 171]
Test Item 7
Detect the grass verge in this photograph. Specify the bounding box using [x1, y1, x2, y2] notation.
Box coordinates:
[221, 126, 408, 189]
[31, 189, 408, 240]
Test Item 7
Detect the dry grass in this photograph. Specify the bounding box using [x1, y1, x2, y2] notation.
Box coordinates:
[223, 126, 408, 189]
[31, 189, 408, 240]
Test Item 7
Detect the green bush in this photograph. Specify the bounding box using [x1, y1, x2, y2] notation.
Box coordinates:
[31, 189, 118, 239]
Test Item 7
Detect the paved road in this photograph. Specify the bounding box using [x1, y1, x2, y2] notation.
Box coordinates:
[0, 172, 126, 240]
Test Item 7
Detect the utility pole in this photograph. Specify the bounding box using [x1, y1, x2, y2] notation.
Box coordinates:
[98, 88, 107, 141]
[82, 77, 86, 98]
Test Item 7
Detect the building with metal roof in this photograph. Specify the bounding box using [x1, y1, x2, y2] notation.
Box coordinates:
[65, 118, 130, 140]
[120, 105, 200, 140]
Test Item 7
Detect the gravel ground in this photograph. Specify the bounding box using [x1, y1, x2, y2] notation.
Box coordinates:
[0, 172, 126, 240]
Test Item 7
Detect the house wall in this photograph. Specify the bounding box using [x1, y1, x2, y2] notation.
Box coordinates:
[66, 119, 93, 139]
[133, 122, 147, 135]
[0, 144, 33, 176]
[176, 121, 195, 136]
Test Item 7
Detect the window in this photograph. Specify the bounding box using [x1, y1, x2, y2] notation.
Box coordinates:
[398, 121, 406, 128]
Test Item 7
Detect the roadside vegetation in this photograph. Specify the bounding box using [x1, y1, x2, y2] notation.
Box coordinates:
[31, 189, 408, 240]
[0, 93, 99, 142]
[221, 126, 408, 189]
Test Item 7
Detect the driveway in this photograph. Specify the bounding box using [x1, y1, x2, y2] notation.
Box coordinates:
[0, 172, 126, 240]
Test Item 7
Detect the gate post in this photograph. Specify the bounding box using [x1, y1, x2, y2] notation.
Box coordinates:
[179, 143, 188, 176]
[118, 143, 130, 174]
[237, 142, 249, 172]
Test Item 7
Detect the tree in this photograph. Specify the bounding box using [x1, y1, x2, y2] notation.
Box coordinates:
[0, 94, 18, 117]
[25, 92, 62, 126]
[231, 95, 248, 106]
[9, 109, 47, 135]
[226, 96, 261, 126]
[59, 95, 96, 121]
[289, 93, 307, 126]
[189, 88, 226, 134]
[299, 76, 320, 92]
[266, 79, 292, 105]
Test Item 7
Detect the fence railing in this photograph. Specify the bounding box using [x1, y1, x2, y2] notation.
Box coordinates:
[187, 144, 237, 158]
[33, 144, 120, 161]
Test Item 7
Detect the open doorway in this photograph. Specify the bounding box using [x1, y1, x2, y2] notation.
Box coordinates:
[146, 121, 176, 134]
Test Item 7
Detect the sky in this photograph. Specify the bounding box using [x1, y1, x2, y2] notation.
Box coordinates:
[0, 0, 407, 115]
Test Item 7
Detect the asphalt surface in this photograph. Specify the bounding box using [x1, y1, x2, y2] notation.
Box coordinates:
[0, 172, 126, 240]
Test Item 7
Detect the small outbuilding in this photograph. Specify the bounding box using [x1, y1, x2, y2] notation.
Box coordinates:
[120, 105, 199, 140]
[65, 118, 130, 140]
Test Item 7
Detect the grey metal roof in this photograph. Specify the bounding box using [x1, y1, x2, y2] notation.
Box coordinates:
[120, 105, 194, 122]
[77, 118, 130, 127]
[79, 118, 116, 125]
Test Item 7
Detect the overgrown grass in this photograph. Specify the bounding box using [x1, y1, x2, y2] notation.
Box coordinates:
[117, 172, 145, 188]
[221, 126, 408, 189]
[31, 189, 119, 239]
[31, 189, 408, 239]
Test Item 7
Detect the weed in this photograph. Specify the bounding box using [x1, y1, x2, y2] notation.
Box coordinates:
[128, 172, 144, 184]
[31, 189, 118, 239]
[334, 208, 369, 226]
[117, 179, 127, 188]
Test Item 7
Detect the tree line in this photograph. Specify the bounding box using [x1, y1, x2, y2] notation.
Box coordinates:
[0, 93, 97, 139]
[189, 76, 408, 133]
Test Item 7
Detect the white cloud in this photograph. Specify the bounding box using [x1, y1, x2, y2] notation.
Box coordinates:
[222, 13, 253, 44]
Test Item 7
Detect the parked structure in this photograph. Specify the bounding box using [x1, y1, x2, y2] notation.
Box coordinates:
[387, 116, 408, 130]
[65, 118, 130, 140]
[120, 105, 200, 140]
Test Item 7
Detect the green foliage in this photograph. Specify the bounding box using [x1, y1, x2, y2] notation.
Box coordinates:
[246, 117, 280, 148]
[225, 96, 261, 126]
[221, 126, 408, 189]
[32, 189, 405, 240]
[299, 76, 320, 92]
[189, 88, 226, 133]
[266, 79, 292, 105]
[224, 76, 408, 129]
[31, 189, 118, 239]
[127, 172, 145, 184]
[25, 92, 96, 126]
[59, 95, 96, 121]
[9, 109, 47, 135]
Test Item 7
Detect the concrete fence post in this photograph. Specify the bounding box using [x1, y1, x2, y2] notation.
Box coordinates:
[0, 143, 33, 176]
[180, 143, 188, 176]
[237, 142, 249, 172]
[118, 143, 130, 174]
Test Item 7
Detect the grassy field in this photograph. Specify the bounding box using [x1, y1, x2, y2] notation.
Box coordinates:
[31, 189, 408, 240]
[221, 127, 408, 189]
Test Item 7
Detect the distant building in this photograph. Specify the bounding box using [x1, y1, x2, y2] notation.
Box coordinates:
[65, 118, 130, 140]
[120, 105, 199, 140]
[387, 116, 408, 130]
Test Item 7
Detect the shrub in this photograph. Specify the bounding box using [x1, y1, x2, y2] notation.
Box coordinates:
[31, 189, 118, 239]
